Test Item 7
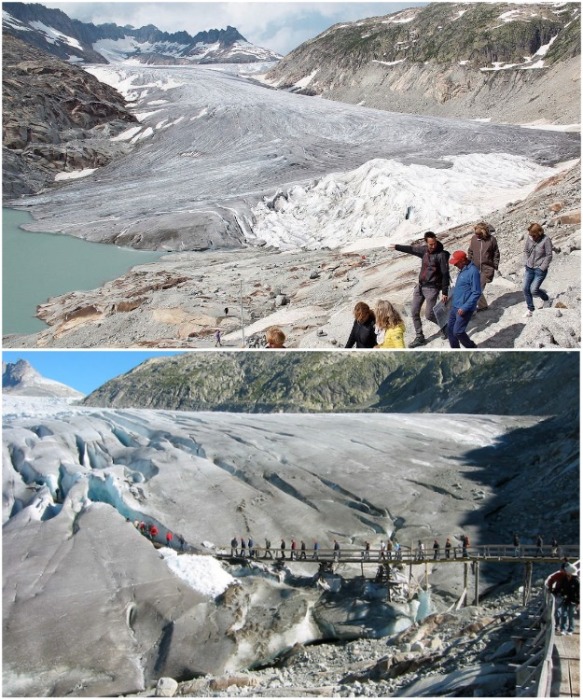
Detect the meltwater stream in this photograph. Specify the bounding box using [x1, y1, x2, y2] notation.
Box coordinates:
[2, 208, 163, 335]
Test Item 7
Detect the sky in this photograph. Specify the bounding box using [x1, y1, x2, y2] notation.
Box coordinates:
[2, 350, 185, 394]
[41, 2, 425, 55]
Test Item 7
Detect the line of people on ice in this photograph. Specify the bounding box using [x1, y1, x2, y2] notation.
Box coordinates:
[345, 222, 553, 350]
[133, 520, 186, 550]
[546, 561, 580, 636]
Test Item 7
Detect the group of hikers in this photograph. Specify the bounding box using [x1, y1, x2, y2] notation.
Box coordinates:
[546, 560, 580, 636]
[513, 532, 561, 557]
[345, 222, 553, 349]
[230, 536, 331, 560]
[133, 520, 186, 550]
[228, 533, 573, 563]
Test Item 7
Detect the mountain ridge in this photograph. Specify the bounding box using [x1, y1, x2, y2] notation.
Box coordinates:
[82, 352, 579, 416]
[3, 2, 281, 65]
[265, 2, 581, 125]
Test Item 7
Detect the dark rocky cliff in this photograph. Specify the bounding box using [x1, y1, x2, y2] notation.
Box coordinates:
[2, 33, 137, 196]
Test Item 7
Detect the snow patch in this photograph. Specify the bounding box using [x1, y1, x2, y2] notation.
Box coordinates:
[55, 168, 97, 181]
[294, 69, 319, 89]
[159, 549, 235, 597]
[29, 21, 82, 49]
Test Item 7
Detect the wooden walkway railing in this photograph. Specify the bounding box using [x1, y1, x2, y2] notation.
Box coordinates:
[513, 560, 580, 697]
[215, 544, 579, 565]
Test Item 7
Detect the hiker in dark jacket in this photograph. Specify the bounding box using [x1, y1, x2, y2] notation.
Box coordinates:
[345, 301, 376, 348]
[393, 231, 449, 347]
[467, 222, 500, 311]
[555, 564, 579, 634]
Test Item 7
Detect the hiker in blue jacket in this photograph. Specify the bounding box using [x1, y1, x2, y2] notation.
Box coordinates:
[448, 250, 481, 349]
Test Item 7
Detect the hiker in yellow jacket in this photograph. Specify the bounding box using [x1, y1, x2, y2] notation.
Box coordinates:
[374, 300, 406, 349]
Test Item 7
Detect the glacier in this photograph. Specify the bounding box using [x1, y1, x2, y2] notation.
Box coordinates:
[4, 395, 574, 696]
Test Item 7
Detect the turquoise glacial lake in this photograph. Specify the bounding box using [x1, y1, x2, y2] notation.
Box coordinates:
[3, 208, 163, 335]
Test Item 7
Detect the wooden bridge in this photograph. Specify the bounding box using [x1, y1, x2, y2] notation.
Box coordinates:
[216, 543, 579, 568]
[216, 545, 580, 697]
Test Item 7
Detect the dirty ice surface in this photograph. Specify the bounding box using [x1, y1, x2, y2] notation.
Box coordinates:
[13, 64, 579, 251]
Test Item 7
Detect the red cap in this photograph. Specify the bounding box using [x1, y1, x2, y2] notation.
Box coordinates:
[450, 250, 468, 266]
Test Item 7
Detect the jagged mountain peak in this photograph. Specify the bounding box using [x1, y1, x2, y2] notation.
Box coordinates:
[2, 359, 84, 398]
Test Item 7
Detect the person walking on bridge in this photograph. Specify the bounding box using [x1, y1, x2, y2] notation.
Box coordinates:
[230, 536, 238, 557]
[461, 534, 470, 558]
[555, 564, 579, 635]
[387, 539, 393, 561]
[300, 540, 307, 560]
[445, 538, 452, 559]
[333, 540, 341, 561]
[379, 540, 386, 561]
[264, 538, 273, 558]
[240, 537, 247, 557]
[513, 533, 521, 557]
[393, 231, 450, 347]
[433, 539, 440, 560]
[394, 541, 402, 560]
[312, 540, 320, 560]
[363, 541, 371, 560]
[280, 539, 286, 559]
[535, 534, 544, 557]
[547, 566, 569, 632]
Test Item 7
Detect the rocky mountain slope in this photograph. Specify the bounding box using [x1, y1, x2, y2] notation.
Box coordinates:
[2, 33, 138, 196]
[3, 2, 281, 65]
[82, 351, 578, 416]
[265, 2, 581, 125]
[2, 359, 84, 398]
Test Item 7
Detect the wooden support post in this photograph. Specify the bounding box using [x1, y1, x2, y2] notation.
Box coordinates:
[463, 562, 469, 607]
[474, 560, 480, 606]
[361, 560, 364, 578]
[523, 562, 533, 606]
